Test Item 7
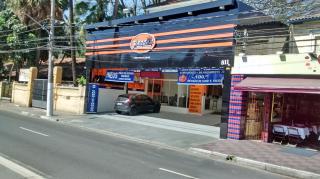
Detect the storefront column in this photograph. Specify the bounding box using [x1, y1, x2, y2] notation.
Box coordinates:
[220, 69, 233, 138]
[262, 93, 272, 142]
[144, 78, 149, 94]
[227, 75, 248, 140]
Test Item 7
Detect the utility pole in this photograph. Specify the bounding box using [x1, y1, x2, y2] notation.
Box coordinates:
[47, 0, 55, 117]
[69, 0, 77, 86]
[113, 0, 119, 19]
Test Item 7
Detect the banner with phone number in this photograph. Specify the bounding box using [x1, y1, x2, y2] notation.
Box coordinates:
[105, 70, 134, 82]
[177, 68, 224, 85]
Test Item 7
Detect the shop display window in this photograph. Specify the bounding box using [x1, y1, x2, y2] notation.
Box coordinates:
[271, 93, 284, 123]
[148, 78, 189, 108]
[245, 92, 264, 140]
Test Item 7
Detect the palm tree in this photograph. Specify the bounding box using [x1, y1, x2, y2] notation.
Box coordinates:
[6, 0, 65, 25]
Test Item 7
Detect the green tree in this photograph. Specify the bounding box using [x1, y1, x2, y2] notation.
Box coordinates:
[241, 0, 320, 22]
[0, 7, 39, 80]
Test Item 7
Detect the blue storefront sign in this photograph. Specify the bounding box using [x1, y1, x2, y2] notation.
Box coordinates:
[105, 70, 134, 83]
[87, 83, 99, 113]
[177, 68, 224, 85]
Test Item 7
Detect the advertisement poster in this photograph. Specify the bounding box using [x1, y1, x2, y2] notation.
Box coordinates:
[19, 69, 30, 82]
[188, 85, 206, 113]
[87, 84, 99, 113]
[178, 68, 224, 85]
[105, 70, 134, 83]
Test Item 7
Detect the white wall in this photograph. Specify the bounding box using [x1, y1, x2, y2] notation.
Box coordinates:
[97, 88, 144, 113]
[294, 34, 317, 53]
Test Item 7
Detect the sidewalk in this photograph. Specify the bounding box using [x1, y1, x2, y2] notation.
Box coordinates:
[1, 100, 320, 179]
[191, 140, 320, 179]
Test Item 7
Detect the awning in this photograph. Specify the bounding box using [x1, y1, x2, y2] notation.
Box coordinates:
[234, 77, 320, 94]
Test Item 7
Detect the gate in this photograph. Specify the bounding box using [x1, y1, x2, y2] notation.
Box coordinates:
[32, 79, 47, 109]
[1, 81, 12, 99]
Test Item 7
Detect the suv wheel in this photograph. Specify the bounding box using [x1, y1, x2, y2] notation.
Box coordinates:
[129, 107, 137, 116]
[153, 106, 160, 113]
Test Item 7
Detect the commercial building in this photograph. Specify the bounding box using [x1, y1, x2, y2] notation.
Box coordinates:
[228, 11, 320, 149]
[84, 0, 285, 138]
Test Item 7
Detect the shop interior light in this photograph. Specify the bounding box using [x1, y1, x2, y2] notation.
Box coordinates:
[219, 6, 225, 10]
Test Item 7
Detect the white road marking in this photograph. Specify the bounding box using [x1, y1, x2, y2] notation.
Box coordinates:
[159, 168, 199, 179]
[0, 155, 44, 179]
[19, 127, 49, 137]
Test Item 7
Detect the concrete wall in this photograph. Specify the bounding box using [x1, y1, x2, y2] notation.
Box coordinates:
[54, 85, 86, 114]
[0, 82, 2, 99]
[11, 82, 29, 107]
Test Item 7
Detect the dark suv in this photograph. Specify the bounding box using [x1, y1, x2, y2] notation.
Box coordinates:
[114, 94, 161, 115]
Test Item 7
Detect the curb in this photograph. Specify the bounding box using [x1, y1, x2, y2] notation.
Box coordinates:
[0, 154, 45, 179]
[189, 148, 320, 179]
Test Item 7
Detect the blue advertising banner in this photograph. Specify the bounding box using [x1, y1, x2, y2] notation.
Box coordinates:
[87, 83, 99, 113]
[177, 68, 224, 85]
[105, 70, 134, 82]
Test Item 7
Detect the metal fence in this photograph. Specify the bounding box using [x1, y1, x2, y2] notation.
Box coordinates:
[1, 81, 12, 99]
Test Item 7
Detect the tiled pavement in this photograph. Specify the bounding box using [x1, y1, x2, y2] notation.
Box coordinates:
[197, 140, 320, 174]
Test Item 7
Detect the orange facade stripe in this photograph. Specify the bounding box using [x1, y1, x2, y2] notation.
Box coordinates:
[154, 42, 232, 50]
[86, 24, 236, 44]
[85, 42, 232, 56]
[86, 33, 234, 50]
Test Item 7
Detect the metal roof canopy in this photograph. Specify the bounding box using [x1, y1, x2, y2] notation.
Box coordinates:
[234, 77, 320, 94]
[85, 0, 236, 31]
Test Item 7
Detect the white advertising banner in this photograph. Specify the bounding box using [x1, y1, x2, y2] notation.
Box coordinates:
[19, 69, 30, 82]
[232, 53, 320, 75]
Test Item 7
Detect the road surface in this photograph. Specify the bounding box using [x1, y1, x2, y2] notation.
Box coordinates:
[0, 110, 290, 179]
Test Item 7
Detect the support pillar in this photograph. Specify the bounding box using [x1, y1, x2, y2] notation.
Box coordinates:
[144, 78, 149, 95]
[227, 75, 248, 140]
[53, 66, 63, 85]
[27, 67, 38, 107]
[0, 81, 3, 99]
[262, 93, 272, 142]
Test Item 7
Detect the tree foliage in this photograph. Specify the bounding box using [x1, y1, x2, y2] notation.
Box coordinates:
[241, 0, 320, 21]
[0, 6, 39, 80]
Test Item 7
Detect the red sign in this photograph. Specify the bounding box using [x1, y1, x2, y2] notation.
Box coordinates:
[130, 33, 156, 53]
[140, 71, 161, 78]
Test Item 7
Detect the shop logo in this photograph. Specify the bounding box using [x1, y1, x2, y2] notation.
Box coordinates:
[305, 54, 320, 72]
[130, 33, 156, 53]
[179, 75, 188, 83]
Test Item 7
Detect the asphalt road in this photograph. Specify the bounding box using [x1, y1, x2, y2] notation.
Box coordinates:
[0, 110, 290, 179]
